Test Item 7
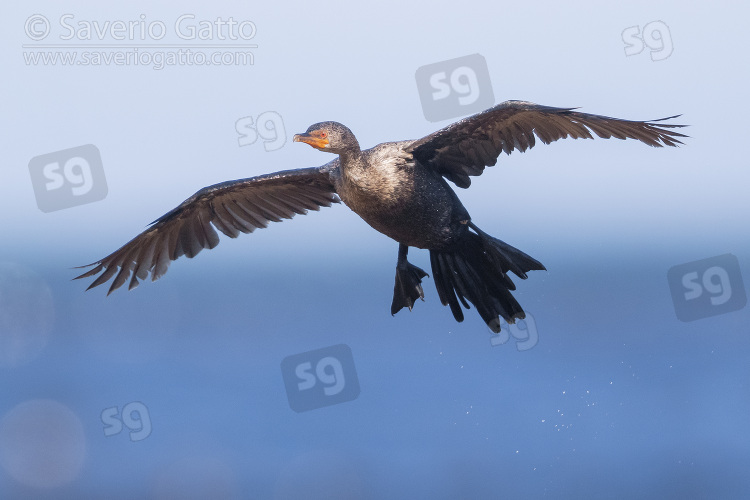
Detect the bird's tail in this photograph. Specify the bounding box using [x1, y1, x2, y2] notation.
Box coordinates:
[430, 223, 545, 332]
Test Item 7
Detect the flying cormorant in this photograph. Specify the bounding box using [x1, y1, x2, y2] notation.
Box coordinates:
[75, 100, 686, 332]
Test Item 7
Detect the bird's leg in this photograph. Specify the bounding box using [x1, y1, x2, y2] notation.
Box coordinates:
[391, 243, 429, 315]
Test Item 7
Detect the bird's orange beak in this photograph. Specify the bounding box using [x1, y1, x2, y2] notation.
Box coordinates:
[293, 132, 329, 150]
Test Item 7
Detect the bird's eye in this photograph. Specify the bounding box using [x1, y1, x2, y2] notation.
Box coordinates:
[320, 131, 328, 138]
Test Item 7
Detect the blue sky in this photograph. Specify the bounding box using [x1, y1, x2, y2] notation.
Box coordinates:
[2, 1, 749, 498]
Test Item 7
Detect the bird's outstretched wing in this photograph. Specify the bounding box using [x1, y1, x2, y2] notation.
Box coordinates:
[74, 163, 339, 294]
[406, 100, 687, 188]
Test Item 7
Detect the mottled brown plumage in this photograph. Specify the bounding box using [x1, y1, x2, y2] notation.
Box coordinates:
[76, 100, 686, 331]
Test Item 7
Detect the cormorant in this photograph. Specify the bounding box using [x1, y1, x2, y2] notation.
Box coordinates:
[75, 101, 686, 332]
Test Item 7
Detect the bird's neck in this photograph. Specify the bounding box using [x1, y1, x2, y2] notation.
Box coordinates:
[338, 147, 362, 167]
[338, 148, 370, 188]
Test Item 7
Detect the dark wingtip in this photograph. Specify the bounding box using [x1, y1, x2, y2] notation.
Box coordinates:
[71, 262, 99, 270]
[72, 263, 104, 281]
[646, 115, 690, 147]
[648, 114, 685, 124]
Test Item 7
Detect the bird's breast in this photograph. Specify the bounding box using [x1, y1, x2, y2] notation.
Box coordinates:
[338, 156, 411, 210]
[336, 153, 465, 249]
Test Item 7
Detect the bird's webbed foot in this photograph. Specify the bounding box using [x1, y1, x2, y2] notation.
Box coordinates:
[391, 244, 429, 315]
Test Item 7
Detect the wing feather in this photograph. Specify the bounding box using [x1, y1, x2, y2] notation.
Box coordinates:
[407, 100, 687, 187]
[75, 163, 339, 293]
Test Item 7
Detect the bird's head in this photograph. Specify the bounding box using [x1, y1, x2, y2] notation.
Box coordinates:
[293, 121, 360, 155]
